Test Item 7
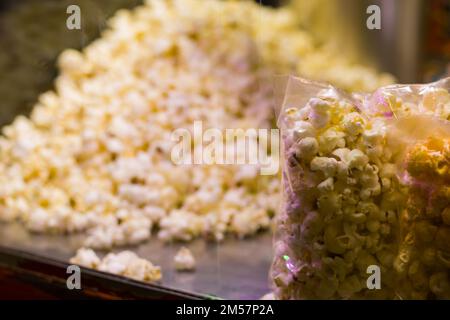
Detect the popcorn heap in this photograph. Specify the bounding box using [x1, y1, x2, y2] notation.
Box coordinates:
[70, 248, 162, 282]
[272, 78, 450, 299]
[174, 247, 196, 271]
[0, 0, 393, 249]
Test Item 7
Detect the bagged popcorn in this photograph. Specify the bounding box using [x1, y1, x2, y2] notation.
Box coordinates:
[272, 76, 450, 299]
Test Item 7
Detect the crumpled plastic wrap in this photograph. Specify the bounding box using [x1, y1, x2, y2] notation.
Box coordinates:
[271, 76, 450, 299]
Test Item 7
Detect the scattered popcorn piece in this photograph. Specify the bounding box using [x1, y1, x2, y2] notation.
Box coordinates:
[174, 247, 196, 272]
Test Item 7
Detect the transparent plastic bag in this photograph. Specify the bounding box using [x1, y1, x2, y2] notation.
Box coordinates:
[271, 76, 450, 299]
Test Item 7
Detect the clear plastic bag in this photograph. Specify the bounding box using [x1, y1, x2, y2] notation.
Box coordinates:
[271, 76, 450, 299]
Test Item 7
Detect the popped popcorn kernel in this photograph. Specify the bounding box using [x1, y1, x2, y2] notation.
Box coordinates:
[70, 248, 101, 269]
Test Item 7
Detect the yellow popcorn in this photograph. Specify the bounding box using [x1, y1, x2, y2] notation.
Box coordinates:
[310, 157, 338, 177]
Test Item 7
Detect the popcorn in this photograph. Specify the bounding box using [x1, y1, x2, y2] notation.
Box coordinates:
[0, 0, 393, 251]
[124, 257, 162, 282]
[70, 248, 101, 269]
[84, 211, 152, 249]
[346, 149, 369, 170]
[294, 137, 319, 159]
[308, 98, 331, 129]
[174, 247, 196, 271]
[342, 112, 365, 136]
[318, 128, 346, 153]
[292, 121, 316, 141]
[317, 177, 334, 192]
[260, 292, 275, 300]
[26, 208, 51, 233]
[393, 136, 450, 299]
[101, 251, 134, 275]
[273, 77, 450, 299]
[442, 208, 450, 226]
[70, 249, 162, 283]
[310, 157, 338, 177]
[1, 0, 296, 244]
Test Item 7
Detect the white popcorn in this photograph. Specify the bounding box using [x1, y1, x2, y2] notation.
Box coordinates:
[235, 165, 259, 183]
[99, 251, 139, 274]
[26, 208, 51, 233]
[66, 213, 91, 233]
[125, 258, 162, 282]
[70, 248, 159, 284]
[308, 98, 331, 128]
[174, 247, 196, 271]
[109, 116, 139, 140]
[260, 292, 275, 300]
[120, 217, 152, 245]
[84, 226, 117, 249]
[70, 248, 101, 268]
[318, 128, 346, 153]
[158, 210, 204, 242]
[342, 112, 364, 135]
[273, 79, 450, 300]
[84, 211, 152, 249]
[118, 184, 152, 206]
[105, 138, 124, 154]
[230, 207, 270, 238]
[294, 137, 318, 159]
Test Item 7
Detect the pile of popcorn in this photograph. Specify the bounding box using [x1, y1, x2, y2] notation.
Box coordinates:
[0, 0, 393, 250]
[272, 78, 450, 299]
[70, 248, 162, 282]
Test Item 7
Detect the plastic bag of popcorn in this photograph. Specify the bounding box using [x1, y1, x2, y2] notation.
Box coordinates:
[271, 76, 450, 299]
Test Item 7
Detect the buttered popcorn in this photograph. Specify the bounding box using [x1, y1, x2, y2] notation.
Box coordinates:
[272, 77, 450, 299]
[0, 0, 392, 248]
